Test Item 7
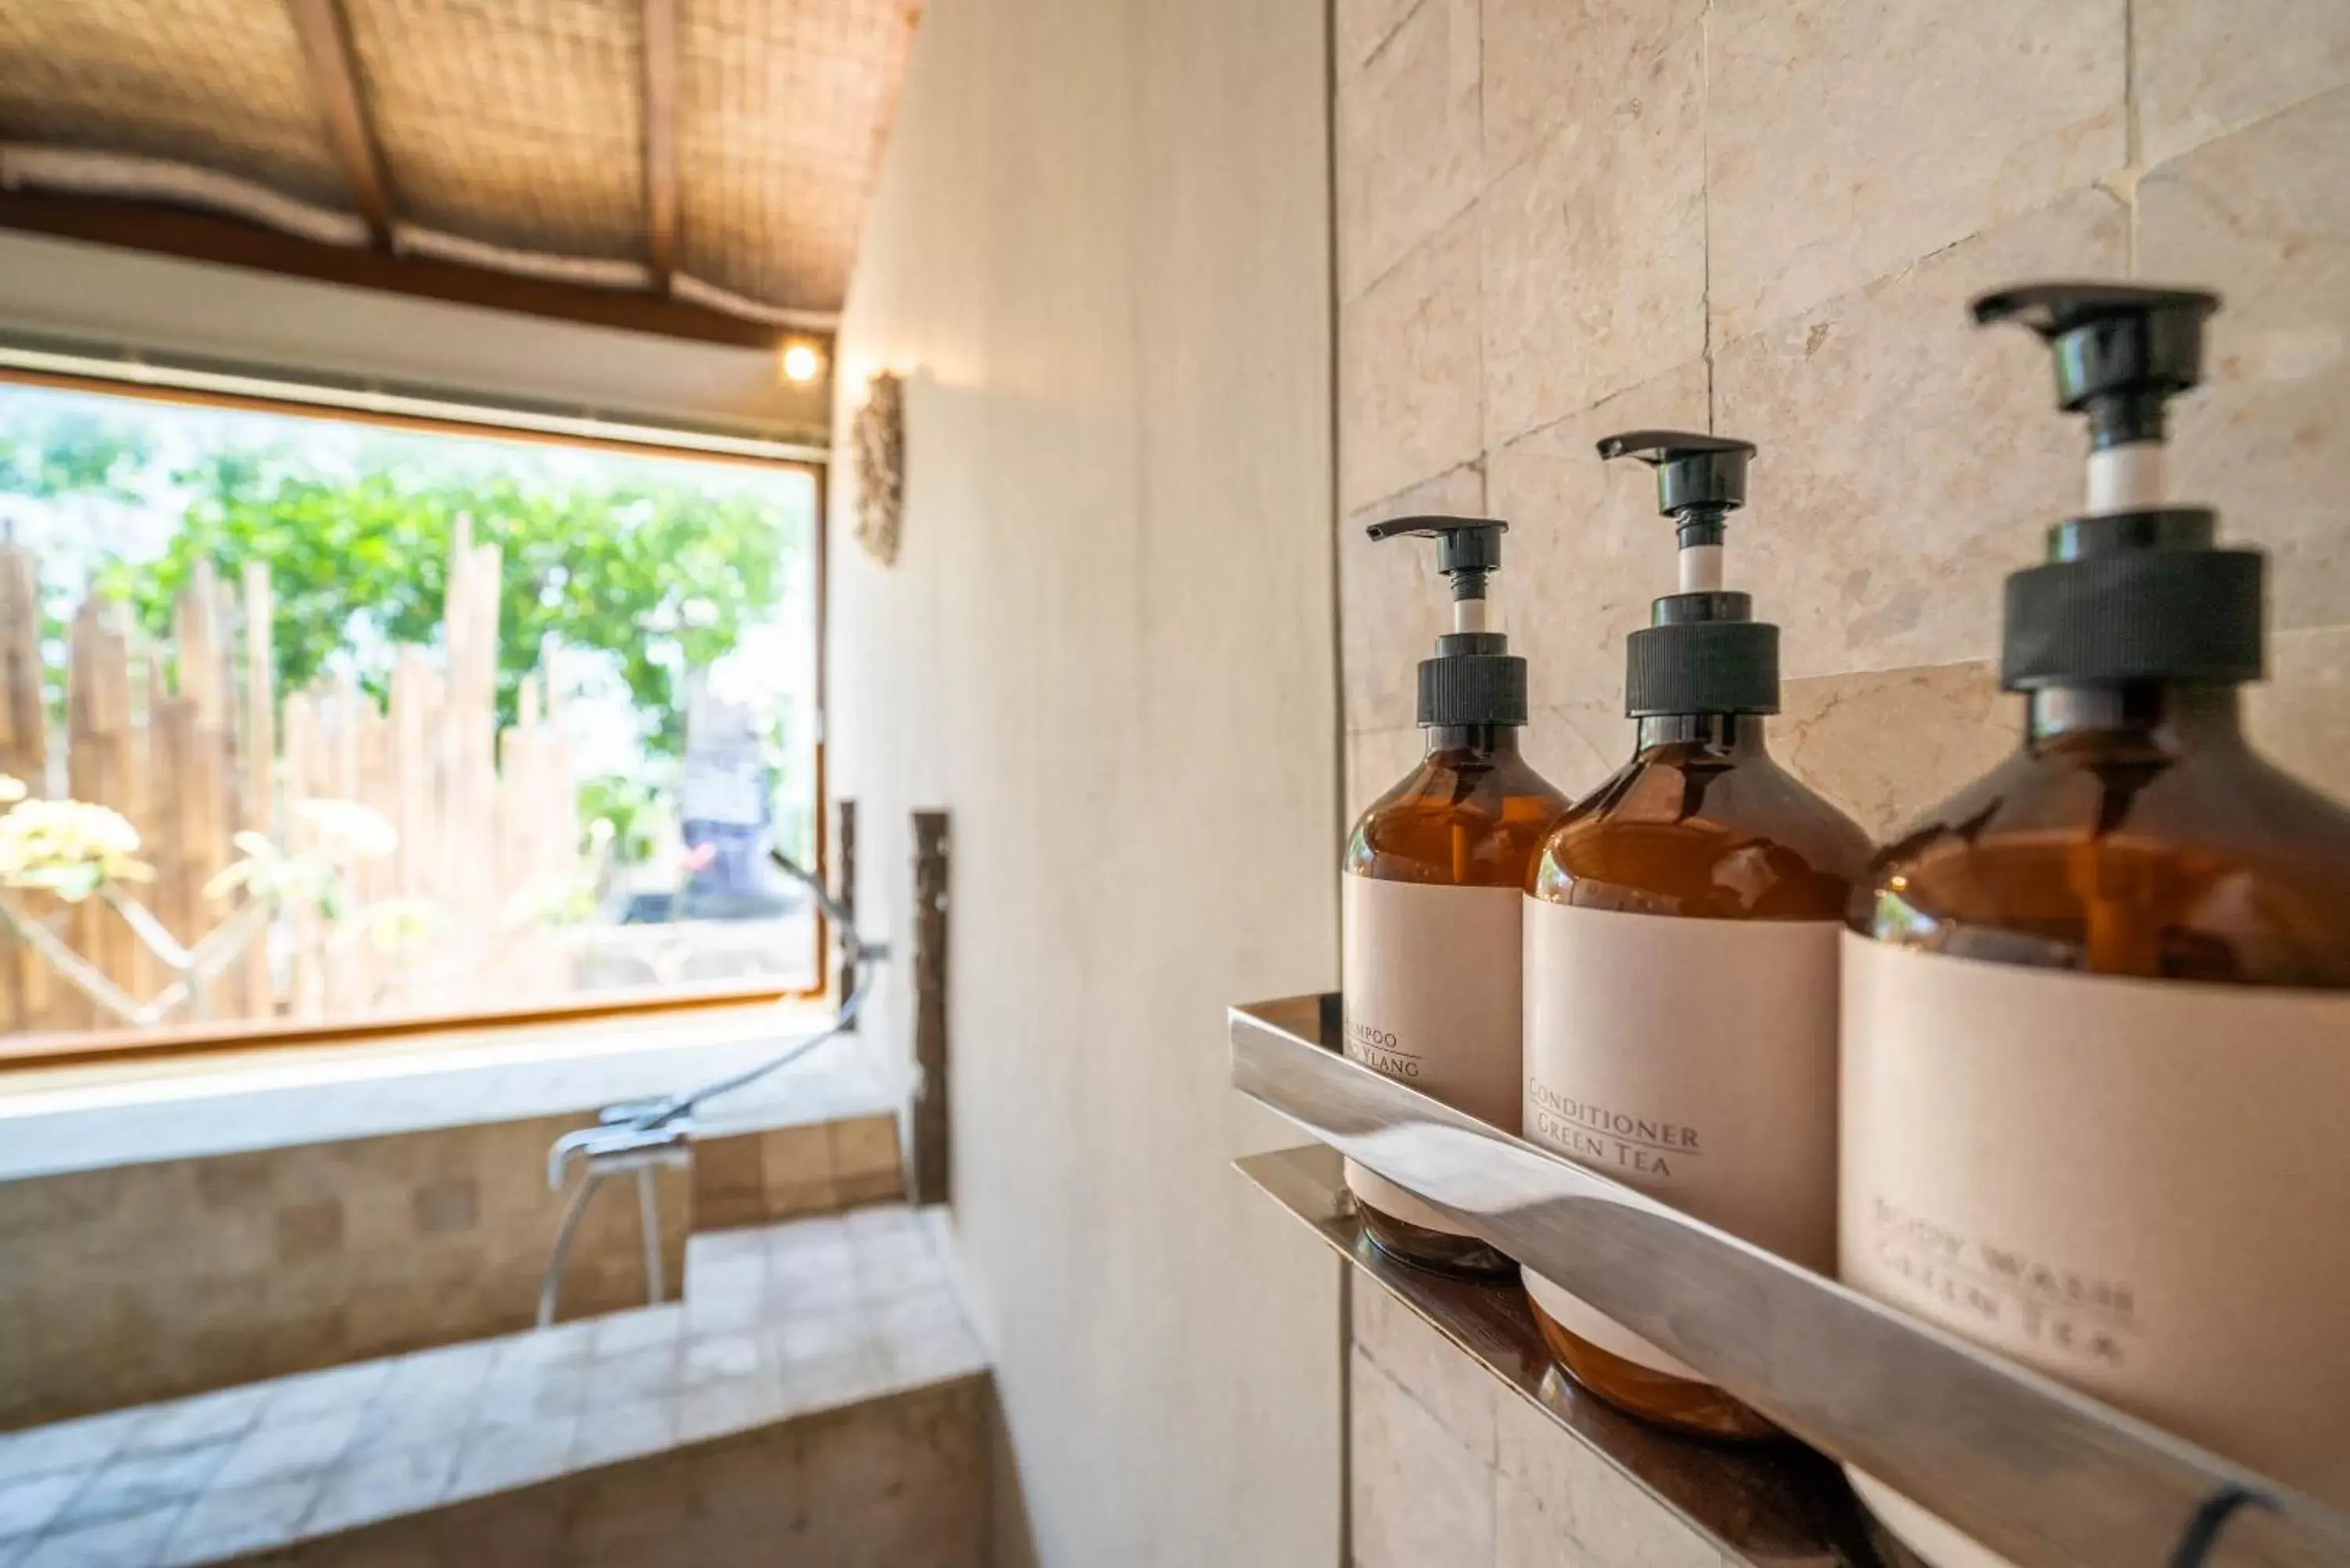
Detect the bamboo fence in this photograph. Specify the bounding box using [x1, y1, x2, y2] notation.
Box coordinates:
[0, 517, 580, 1035]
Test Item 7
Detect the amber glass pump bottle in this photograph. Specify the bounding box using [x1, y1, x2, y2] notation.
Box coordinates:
[1520, 432, 1869, 1439]
[1842, 285, 2350, 1567]
[1342, 515, 1570, 1276]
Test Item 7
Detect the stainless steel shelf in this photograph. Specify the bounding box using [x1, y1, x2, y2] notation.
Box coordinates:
[1229, 994, 2350, 1568]
[1239, 1142, 1879, 1567]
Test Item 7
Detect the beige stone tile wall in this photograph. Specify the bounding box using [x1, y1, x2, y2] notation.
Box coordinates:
[1351, 1279, 1724, 1568]
[1335, 1, 2350, 1558]
[691, 1114, 907, 1232]
[1336, 0, 2350, 836]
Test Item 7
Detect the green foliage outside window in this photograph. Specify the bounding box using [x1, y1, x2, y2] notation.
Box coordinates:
[100, 455, 791, 756]
[2, 397, 805, 760]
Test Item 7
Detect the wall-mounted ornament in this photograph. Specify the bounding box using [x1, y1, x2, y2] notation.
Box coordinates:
[852, 372, 905, 567]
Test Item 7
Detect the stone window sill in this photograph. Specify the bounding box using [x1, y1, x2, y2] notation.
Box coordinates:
[0, 1000, 884, 1183]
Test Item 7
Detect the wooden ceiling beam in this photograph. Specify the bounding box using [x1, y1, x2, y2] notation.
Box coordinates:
[0, 190, 824, 351]
[642, 0, 681, 290]
[285, 0, 395, 244]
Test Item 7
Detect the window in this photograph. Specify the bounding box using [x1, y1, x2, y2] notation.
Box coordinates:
[0, 376, 823, 1060]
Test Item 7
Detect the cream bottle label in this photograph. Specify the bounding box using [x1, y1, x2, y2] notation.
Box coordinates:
[1340, 873, 1524, 1236]
[1841, 932, 2350, 1557]
[1521, 900, 1840, 1377]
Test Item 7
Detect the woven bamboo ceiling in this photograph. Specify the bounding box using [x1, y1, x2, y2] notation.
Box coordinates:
[0, 0, 924, 343]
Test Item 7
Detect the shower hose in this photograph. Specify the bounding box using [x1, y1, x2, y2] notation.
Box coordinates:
[536, 846, 886, 1326]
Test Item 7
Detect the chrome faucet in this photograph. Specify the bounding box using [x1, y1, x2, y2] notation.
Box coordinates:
[536, 847, 887, 1326]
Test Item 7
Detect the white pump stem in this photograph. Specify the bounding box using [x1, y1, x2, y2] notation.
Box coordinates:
[1680, 543, 1724, 594]
[1454, 597, 1488, 634]
[2087, 442, 2165, 515]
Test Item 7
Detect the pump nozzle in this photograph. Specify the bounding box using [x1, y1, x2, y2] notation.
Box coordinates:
[1976, 282, 2219, 520]
[1599, 429, 1756, 593]
[1596, 430, 1756, 553]
[1365, 514, 1527, 728]
[1366, 515, 1507, 602]
[1975, 283, 2216, 443]
[1597, 430, 1779, 717]
[1977, 281, 2264, 692]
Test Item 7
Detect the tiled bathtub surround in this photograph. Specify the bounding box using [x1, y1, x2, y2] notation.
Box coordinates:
[0, 1112, 692, 1434]
[0, 1028, 903, 1431]
[692, 1112, 907, 1230]
[1336, 0, 2350, 1560]
[0, 1207, 986, 1567]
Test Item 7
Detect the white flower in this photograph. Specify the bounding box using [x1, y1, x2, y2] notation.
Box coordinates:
[295, 800, 399, 863]
[354, 898, 441, 953]
[0, 796, 153, 901]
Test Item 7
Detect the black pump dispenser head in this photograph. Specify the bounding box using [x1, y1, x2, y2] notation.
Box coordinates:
[1597, 430, 1756, 556]
[1975, 282, 2216, 453]
[1366, 515, 1506, 605]
[1598, 430, 1779, 718]
[1974, 280, 2263, 691]
[1368, 514, 1527, 729]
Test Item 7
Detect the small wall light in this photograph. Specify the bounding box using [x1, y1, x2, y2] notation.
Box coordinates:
[781, 341, 826, 385]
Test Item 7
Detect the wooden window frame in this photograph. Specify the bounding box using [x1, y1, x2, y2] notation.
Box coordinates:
[0, 365, 832, 1073]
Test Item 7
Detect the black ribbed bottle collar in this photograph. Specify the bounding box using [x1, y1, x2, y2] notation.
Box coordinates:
[1418, 633, 1528, 728]
[1624, 591, 1780, 717]
[1999, 507, 2264, 691]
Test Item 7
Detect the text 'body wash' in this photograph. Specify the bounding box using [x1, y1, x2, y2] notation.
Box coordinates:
[1843, 284, 2350, 1566]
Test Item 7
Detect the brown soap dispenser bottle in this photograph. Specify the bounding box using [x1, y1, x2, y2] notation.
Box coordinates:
[1842, 285, 2350, 1566]
[1342, 515, 1571, 1277]
[1521, 432, 1869, 1439]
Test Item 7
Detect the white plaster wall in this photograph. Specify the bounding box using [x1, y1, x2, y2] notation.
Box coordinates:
[0, 230, 828, 441]
[826, 0, 1344, 1563]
